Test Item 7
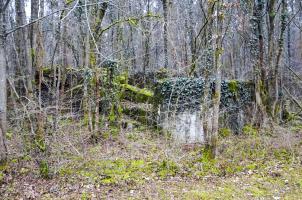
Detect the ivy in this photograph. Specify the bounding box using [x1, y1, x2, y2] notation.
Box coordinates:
[154, 78, 254, 112]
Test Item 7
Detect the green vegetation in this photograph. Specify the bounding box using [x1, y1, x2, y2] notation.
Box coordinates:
[4, 0, 301, 199]
[56, 128, 299, 185]
[291, 123, 302, 132]
[228, 80, 239, 94]
[0, 162, 7, 182]
[219, 128, 232, 138]
[1, 125, 302, 199]
[242, 124, 258, 136]
[154, 78, 254, 115]
[39, 160, 49, 178]
[122, 84, 154, 103]
[59, 158, 179, 185]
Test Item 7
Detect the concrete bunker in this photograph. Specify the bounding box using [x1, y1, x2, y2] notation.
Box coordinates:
[153, 78, 255, 143]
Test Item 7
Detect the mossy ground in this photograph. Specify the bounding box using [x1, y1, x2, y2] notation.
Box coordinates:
[1, 122, 302, 199]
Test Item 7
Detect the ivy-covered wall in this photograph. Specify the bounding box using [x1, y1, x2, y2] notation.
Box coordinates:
[154, 78, 255, 137]
[154, 78, 255, 112]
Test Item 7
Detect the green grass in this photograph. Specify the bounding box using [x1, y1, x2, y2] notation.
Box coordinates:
[2, 125, 302, 199]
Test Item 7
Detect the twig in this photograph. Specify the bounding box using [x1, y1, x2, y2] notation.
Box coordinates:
[61, 0, 80, 21]
[283, 86, 302, 112]
[4, 2, 106, 36]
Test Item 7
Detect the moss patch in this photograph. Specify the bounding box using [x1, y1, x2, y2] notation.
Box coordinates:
[122, 84, 154, 103]
[242, 124, 258, 136]
[219, 128, 232, 138]
[228, 80, 239, 94]
[59, 158, 180, 185]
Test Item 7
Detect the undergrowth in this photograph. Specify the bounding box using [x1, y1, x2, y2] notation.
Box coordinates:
[56, 128, 301, 187]
[1, 123, 302, 199]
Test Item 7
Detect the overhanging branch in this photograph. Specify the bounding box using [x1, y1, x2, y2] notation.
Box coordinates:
[4, 2, 107, 36]
[99, 14, 160, 37]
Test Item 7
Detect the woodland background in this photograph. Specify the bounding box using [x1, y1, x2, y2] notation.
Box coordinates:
[0, 0, 302, 199]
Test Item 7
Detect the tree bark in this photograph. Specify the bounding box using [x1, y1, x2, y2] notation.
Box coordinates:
[128, 2, 136, 71]
[250, 0, 267, 126]
[0, 0, 8, 163]
[201, 0, 214, 149]
[188, 0, 197, 76]
[29, 0, 40, 98]
[272, 0, 287, 120]
[207, 0, 223, 159]
[88, 2, 108, 139]
[15, 0, 32, 98]
[143, 0, 151, 77]
[162, 0, 169, 68]
[267, 0, 276, 72]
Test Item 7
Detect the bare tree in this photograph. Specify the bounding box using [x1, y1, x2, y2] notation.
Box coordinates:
[250, 0, 267, 126]
[271, 0, 288, 120]
[0, 0, 10, 163]
[204, 0, 224, 159]
[143, 0, 151, 75]
[15, 0, 32, 98]
[162, 0, 169, 68]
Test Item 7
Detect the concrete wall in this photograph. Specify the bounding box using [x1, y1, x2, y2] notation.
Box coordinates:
[154, 78, 254, 143]
[160, 110, 204, 143]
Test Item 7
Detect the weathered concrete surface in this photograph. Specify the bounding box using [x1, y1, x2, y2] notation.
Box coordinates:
[161, 111, 204, 143]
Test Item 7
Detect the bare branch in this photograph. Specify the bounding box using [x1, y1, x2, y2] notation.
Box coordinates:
[4, 2, 106, 36]
[2, 0, 11, 13]
[283, 86, 302, 112]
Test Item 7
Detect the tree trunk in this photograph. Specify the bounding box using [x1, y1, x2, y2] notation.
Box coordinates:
[36, 0, 44, 111]
[250, 0, 267, 126]
[128, 1, 136, 71]
[143, 0, 151, 77]
[257, 0, 265, 89]
[162, 0, 169, 68]
[0, 0, 8, 163]
[88, 2, 108, 139]
[201, 0, 214, 149]
[29, 0, 40, 98]
[267, 0, 276, 73]
[188, 0, 197, 76]
[272, 0, 287, 120]
[83, 31, 91, 130]
[15, 0, 32, 98]
[206, 0, 223, 159]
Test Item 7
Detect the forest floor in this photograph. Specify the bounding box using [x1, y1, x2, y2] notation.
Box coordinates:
[1, 122, 302, 199]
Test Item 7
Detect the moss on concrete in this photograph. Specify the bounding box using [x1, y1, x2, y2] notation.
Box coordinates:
[121, 84, 154, 103]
